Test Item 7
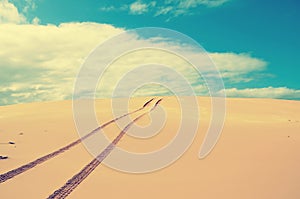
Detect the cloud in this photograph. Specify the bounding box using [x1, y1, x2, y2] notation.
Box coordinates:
[154, 6, 173, 16]
[129, 0, 156, 15]
[209, 52, 267, 82]
[1, 1, 299, 105]
[158, 0, 230, 17]
[174, 0, 230, 8]
[99, 6, 116, 12]
[31, 16, 40, 24]
[22, 0, 36, 13]
[0, 0, 26, 23]
[99, 0, 229, 17]
[0, 19, 290, 105]
[210, 53, 267, 73]
[223, 87, 300, 100]
[0, 22, 124, 105]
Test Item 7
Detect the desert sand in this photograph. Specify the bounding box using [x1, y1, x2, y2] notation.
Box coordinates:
[0, 96, 300, 199]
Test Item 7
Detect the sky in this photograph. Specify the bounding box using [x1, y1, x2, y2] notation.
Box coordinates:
[0, 0, 300, 105]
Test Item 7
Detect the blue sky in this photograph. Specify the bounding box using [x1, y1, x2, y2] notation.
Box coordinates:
[0, 0, 300, 105]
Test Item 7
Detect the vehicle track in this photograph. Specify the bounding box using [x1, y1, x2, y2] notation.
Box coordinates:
[47, 99, 162, 199]
[0, 98, 155, 184]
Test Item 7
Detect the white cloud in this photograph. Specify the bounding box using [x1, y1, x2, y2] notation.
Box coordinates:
[155, 0, 230, 17]
[155, 6, 173, 16]
[0, 1, 298, 105]
[31, 16, 40, 24]
[210, 53, 267, 73]
[22, 0, 36, 13]
[0, 0, 26, 24]
[99, 6, 116, 12]
[175, 0, 230, 8]
[0, 22, 123, 69]
[0, 20, 282, 105]
[209, 52, 267, 82]
[129, 0, 156, 14]
[224, 87, 300, 99]
[99, 0, 229, 17]
[0, 22, 124, 105]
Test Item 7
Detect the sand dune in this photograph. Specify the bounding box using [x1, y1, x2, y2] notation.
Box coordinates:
[0, 97, 299, 199]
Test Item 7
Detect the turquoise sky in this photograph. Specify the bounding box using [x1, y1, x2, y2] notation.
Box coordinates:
[28, 0, 300, 89]
[1, 0, 300, 105]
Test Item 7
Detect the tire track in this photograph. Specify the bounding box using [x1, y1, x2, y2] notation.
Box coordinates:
[0, 98, 155, 184]
[47, 99, 162, 199]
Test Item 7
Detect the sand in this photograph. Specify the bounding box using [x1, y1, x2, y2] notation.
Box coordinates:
[0, 96, 299, 198]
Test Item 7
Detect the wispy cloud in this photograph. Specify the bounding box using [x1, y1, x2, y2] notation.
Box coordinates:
[129, 0, 156, 15]
[154, 6, 173, 16]
[22, 0, 36, 13]
[223, 87, 300, 100]
[173, 0, 230, 8]
[99, 0, 230, 18]
[99, 6, 116, 12]
[158, 0, 230, 16]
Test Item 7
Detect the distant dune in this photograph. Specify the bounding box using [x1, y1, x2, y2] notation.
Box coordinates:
[0, 97, 299, 199]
